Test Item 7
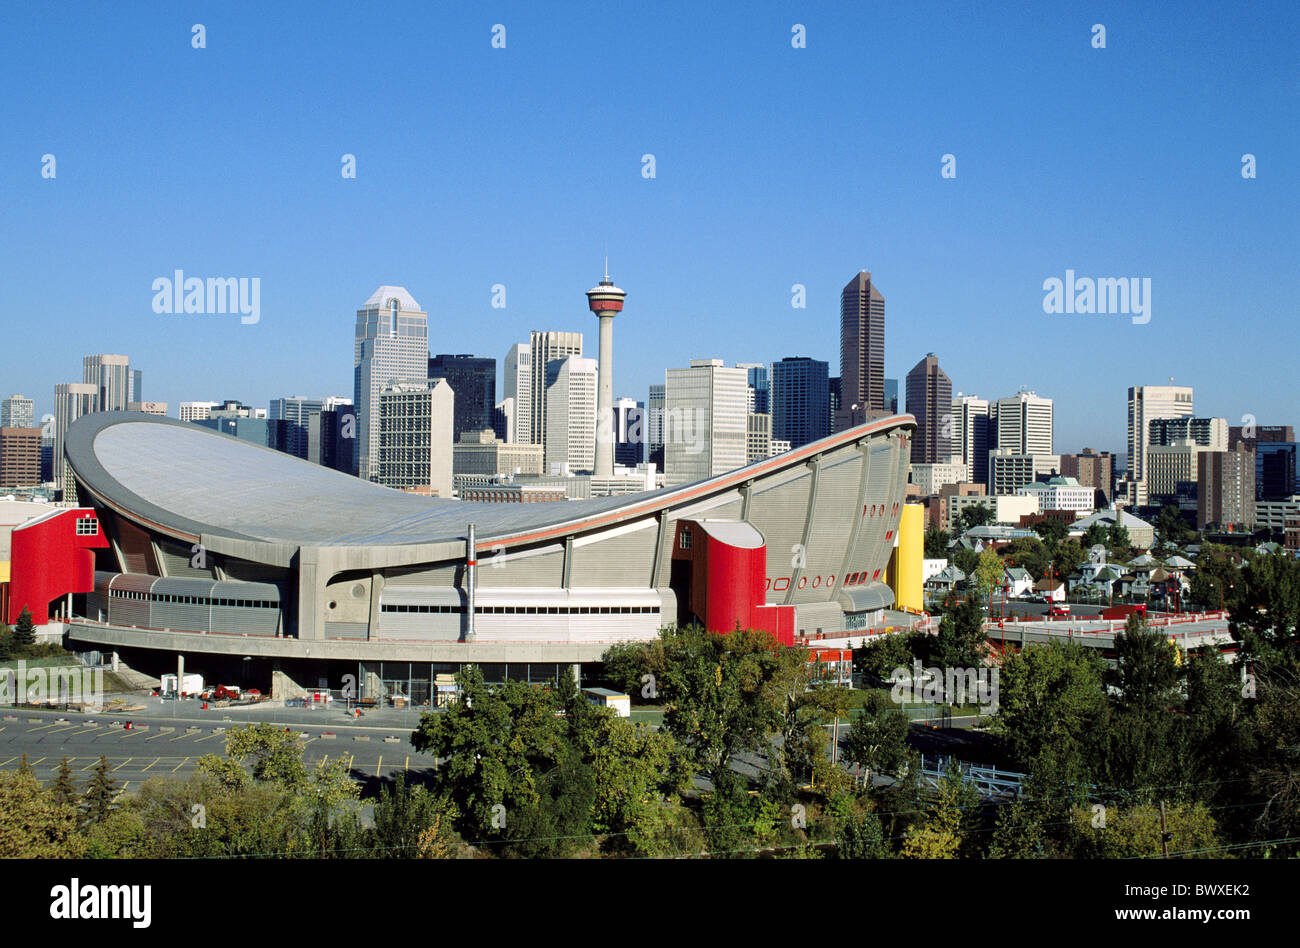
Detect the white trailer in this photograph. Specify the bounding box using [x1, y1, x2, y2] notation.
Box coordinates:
[160, 673, 204, 697]
[583, 687, 631, 718]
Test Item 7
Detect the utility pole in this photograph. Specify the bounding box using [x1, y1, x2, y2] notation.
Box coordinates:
[1159, 799, 1171, 858]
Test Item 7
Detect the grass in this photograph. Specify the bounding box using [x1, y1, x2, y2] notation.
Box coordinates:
[0, 654, 79, 669]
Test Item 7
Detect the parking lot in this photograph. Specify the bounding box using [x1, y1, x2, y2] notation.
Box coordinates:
[0, 707, 441, 794]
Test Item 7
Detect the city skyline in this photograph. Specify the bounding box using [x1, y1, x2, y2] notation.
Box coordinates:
[2, 4, 1294, 455]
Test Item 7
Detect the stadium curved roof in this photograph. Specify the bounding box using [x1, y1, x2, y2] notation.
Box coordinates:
[66, 411, 914, 549]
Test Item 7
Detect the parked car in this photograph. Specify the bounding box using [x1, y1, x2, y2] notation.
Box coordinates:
[1047, 603, 1071, 617]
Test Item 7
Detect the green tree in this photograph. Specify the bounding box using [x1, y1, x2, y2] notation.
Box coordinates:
[0, 769, 83, 858]
[1107, 613, 1181, 711]
[1230, 552, 1300, 669]
[1070, 801, 1220, 858]
[10, 607, 35, 655]
[1052, 538, 1087, 584]
[853, 631, 916, 684]
[49, 757, 77, 810]
[973, 547, 1004, 598]
[842, 690, 911, 780]
[658, 625, 787, 788]
[1106, 523, 1134, 559]
[1032, 518, 1069, 548]
[959, 503, 995, 532]
[370, 774, 461, 858]
[1187, 544, 1243, 611]
[1082, 522, 1110, 552]
[933, 593, 987, 669]
[81, 755, 119, 826]
[924, 528, 951, 559]
[899, 759, 980, 859]
[999, 536, 1051, 580]
[991, 641, 1107, 795]
[411, 665, 568, 843]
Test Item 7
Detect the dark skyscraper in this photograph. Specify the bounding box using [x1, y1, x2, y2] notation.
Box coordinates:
[838, 271, 885, 429]
[828, 376, 841, 433]
[771, 357, 830, 449]
[428, 353, 496, 441]
[906, 353, 953, 464]
[884, 378, 898, 414]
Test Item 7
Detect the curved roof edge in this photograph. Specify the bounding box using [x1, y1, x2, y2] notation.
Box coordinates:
[66, 410, 916, 550]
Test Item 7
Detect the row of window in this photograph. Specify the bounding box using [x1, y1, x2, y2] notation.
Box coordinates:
[109, 589, 277, 609]
[381, 604, 661, 615]
[844, 569, 882, 586]
[76, 517, 99, 536]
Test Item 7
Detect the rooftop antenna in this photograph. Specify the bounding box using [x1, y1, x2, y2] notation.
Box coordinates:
[604, 249, 609, 282]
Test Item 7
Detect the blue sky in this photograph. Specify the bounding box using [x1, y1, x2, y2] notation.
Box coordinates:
[2, 0, 1296, 455]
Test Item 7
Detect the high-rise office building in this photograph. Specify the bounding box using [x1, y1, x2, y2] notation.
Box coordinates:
[493, 398, 515, 445]
[1199, 446, 1256, 529]
[308, 405, 357, 475]
[736, 363, 770, 415]
[428, 354, 496, 441]
[828, 376, 841, 433]
[884, 378, 898, 415]
[1, 395, 35, 430]
[906, 354, 953, 464]
[1127, 384, 1194, 496]
[0, 427, 41, 488]
[544, 356, 598, 474]
[130, 369, 143, 405]
[647, 384, 666, 469]
[503, 343, 532, 444]
[54, 382, 98, 499]
[747, 412, 772, 463]
[179, 401, 221, 423]
[1060, 449, 1116, 504]
[1148, 417, 1228, 451]
[993, 390, 1054, 456]
[614, 397, 644, 467]
[354, 286, 430, 481]
[83, 354, 131, 412]
[529, 331, 583, 456]
[837, 270, 885, 429]
[1256, 442, 1300, 500]
[664, 360, 748, 487]
[952, 394, 991, 485]
[771, 357, 830, 449]
[1229, 424, 1294, 450]
[270, 396, 326, 459]
[377, 378, 454, 497]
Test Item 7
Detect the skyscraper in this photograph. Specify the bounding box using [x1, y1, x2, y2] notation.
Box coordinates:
[771, 356, 830, 449]
[0, 427, 41, 488]
[83, 354, 131, 412]
[544, 355, 598, 474]
[1, 395, 35, 430]
[270, 396, 326, 459]
[503, 343, 532, 444]
[993, 390, 1054, 456]
[952, 394, 991, 485]
[647, 384, 666, 469]
[664, 360, 748, 487]
[529, 331, 583, 455]
[377, 378, 455, 497]
[353, 286, 430, 481]
[54, 382, 98, 499]
[1127, 384, 1193, 489]
[428, 353, 496, 440]
[614, 397, 644, 467]
[736, 363, 770, 415]
[884, 378, 898, 415]
[905, 354, 953, 464]
[838, 271, 885, 429]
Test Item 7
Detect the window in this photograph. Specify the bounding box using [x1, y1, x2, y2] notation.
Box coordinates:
[679, 529, 691, 550]
[76, 517, 98, 536]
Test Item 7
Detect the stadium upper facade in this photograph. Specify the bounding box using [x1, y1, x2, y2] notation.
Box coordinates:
[14, 411, 915, 696]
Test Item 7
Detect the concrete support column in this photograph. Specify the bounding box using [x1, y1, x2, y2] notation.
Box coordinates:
[594, 315, 614, 478]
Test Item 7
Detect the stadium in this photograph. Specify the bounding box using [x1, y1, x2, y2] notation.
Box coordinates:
[8, 410, 918, 702]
